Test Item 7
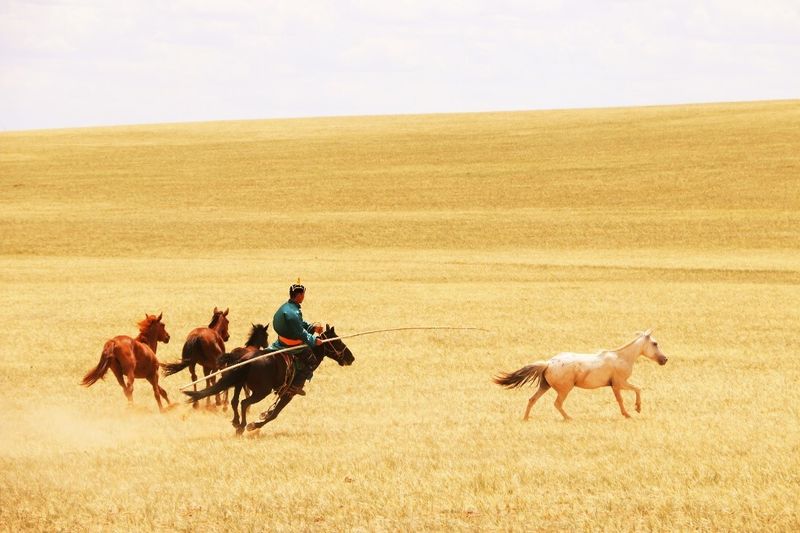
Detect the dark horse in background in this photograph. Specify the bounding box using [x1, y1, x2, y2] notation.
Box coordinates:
[163, 307, 230, 408]
[218, 323, 270, 368]
[218, 323, 271, 398]
[82, 313, 171, 412]
[185, 325, 354, 434]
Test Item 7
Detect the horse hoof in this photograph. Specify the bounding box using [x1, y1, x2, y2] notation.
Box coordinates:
[246, 423, 257, 431]
[231, 420, 240, 428]
[235, 426, 245, 435]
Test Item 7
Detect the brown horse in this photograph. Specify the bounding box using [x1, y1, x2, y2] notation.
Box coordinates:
[163, 307, 230, 408]
[81, 313, 171, 411]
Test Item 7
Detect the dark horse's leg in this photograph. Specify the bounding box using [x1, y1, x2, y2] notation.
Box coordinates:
[249, 395, 293, 431]
[238, 388, 269, 435]
[231, 383, 243, 427]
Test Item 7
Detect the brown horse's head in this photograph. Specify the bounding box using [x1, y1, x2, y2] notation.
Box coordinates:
[139, 312, 170, 344]
[209, 307, 230, 342]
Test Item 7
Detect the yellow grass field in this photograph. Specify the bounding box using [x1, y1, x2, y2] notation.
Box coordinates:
[1, 100, 799, 531]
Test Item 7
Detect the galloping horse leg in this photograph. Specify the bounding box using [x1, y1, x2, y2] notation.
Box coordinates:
[202, 367, 213, 408]
[553, 386, 573, 420]
[189, 363, 199, 409]
[611, 383, 631, 418]
[620, 380, 643, 412]
[158, 385, 170, 405]
[238, 388, 269, 435]
[146, 374, 166, 412]
[252, 394, 293, 429]
[109, 359, 126, 395]
[524, 382, 551, 421]
[124, 369, 135, 405]
[231, 384, 243, 427]
[210, 375, 222, 407]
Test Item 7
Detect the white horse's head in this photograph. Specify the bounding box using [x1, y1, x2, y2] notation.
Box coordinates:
[639, 329, 668, 365]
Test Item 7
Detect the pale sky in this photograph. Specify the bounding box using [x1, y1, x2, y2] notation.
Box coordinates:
[1, 0, 798, 131]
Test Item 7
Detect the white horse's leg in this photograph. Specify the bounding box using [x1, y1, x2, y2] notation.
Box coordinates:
[611, 385, 631, 418]
[524, 386, 549, 421]
[620, 380, 642, 412]
[553, 387, 573, 420]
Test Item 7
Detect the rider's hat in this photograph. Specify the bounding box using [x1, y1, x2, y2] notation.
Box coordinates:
[289, 278, 305, 297]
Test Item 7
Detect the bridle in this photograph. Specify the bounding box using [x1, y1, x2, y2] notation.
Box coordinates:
[320, 333, 348, 363]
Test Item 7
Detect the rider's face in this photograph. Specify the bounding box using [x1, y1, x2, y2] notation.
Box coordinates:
[294, 292, 305, 304]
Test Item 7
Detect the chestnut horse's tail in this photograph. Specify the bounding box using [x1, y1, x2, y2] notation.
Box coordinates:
[183, 365, 245, 402]
[81, 341, 115, 387]
[493, 362, 549, 389]
[162, 337, 201, 376]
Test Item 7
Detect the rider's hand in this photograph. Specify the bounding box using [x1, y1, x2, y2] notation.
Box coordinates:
[313, 322, 323, 334]
[315, 337, 323, 346]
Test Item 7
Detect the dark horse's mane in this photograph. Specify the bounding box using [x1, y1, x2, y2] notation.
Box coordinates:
[245, 324, 267, 346]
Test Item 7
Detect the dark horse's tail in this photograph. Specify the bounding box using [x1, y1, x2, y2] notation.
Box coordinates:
[493, 362, 549, 389]
[183, 365, 246, 402]
[162, 337, 201, 376]
[81, 341, 115, 387]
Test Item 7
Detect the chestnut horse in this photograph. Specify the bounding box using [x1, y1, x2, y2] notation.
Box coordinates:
[494, 330, 668, 420]
[81, 313, 171, 411]
[163, 307, 230, 408]
[184, 325, 354, 435]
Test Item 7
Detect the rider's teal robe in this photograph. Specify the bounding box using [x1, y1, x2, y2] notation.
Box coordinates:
[270, 300, 317, 350]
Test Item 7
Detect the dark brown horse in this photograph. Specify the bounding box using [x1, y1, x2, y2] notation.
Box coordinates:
[81, 313, 171, 411]
[217, 323, 270, 369]
[184, 325, 354, 435]
[217, 323, 270, 400]
[163, 307, 230, 408]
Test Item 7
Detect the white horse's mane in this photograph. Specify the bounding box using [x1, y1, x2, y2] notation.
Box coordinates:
[611, 329, 654, 352]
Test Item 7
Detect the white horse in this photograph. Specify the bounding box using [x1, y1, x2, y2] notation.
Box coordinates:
[494, 330, 668, 420]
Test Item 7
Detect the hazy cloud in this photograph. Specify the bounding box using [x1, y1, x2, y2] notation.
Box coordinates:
[1, 0, 798, 130]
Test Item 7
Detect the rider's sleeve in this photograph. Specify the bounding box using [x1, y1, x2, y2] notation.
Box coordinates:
[288, 311, 317, 348]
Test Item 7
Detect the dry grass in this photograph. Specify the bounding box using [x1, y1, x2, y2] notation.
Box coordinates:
[1, 101, 799, 531]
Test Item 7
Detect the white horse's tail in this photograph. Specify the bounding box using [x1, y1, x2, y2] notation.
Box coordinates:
[493, 362, 548, 389]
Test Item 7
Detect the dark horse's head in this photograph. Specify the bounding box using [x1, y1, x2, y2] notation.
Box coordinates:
[209, 307, 230, 342]
[245, 323, 270, 348]
[316, 325, 354, 366]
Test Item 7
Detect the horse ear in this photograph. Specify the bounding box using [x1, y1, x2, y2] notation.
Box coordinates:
[224, 308, 229, 316]
[214, 306, 219, 314]
[266, 324, 269, 330]
[157, 312, 163, 321]
[644, 328, 653, 336]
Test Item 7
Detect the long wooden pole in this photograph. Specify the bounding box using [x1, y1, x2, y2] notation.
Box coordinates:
[177, 326, 487, 390]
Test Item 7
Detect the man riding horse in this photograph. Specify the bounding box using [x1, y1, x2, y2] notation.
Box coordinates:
[270, 281, 323, 396]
